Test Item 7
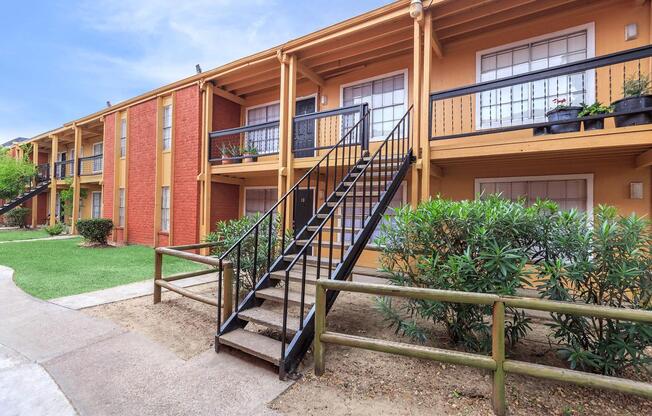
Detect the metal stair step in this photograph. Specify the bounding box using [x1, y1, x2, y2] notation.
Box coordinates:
[255, 287, 315, 307]
[238, 307, 300, 336]
[218, 328, 285, 366]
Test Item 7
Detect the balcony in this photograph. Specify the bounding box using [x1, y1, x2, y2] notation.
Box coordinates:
[78, 154, 103, 176]
[54, 160, 74, 179]
[428, 45, 652, 160]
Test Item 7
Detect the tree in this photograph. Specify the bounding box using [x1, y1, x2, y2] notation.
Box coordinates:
[0, 154, 36, 200]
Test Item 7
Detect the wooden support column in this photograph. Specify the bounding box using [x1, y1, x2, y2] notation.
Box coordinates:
[199, 82, 214, 254]
[287, 54, 298, 194]
[410, 19, 422, 207]
[70, 126, 82, 233]
[277, 53, 290, 208]
[31, 142, 39, 227]
[49, 135, 59, 226]
[153, 97, 164, 247]
[420, 11, 433, 201]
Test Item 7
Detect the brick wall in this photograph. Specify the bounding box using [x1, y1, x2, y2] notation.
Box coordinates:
[210, 95, 241, 160]
[210, 183, 239, 231]
[102, 113, 116, 225]
[172, 85, 202, 246]
[127, 100, 157, 246]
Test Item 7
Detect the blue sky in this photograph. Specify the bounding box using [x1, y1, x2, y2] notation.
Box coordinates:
[0, 0, 388, 141]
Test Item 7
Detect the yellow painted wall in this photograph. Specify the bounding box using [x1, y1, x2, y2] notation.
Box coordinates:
[79, 184, 102, 219]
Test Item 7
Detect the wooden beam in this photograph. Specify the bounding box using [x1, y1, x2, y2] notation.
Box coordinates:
[431, 164, 443, 178]
[211, 175, 245, 185]
[635, 148, 652, 168]
[297, 60, 324, 87]
[70, 125, 82, 234]
[431, 27, 444, 58]
[49, 135, 58, 227]
[212, 85, 246, 106]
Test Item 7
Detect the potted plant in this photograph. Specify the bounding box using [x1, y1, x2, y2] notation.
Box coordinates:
[242, 145, 259, 163]
[612, 73, 652, 127]
[545, 98, 581, 134]
[578, 102, 613, 131]
[220, 144, 242, 164]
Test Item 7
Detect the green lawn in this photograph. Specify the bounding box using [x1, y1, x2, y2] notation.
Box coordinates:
[0, 237, 207, 299]
[0, 229, 50, 242]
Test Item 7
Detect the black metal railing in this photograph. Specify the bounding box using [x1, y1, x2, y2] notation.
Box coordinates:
[429, 44, 652, 141]
[36, 163, 50, 182]
[78, 154, 103, 176]
[292, 104, 369, 157]
[209, 120, 280, 164]
[54, 160, 74, 179]
[277, 105, 413, 375]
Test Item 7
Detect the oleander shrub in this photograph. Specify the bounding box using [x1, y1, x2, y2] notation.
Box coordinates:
[537, 205, 652, 376]
[76, 218, 113, 245]
[4, 207, 31, 228]
[44, 222, 65, 236]
[0, 154, 36, 200]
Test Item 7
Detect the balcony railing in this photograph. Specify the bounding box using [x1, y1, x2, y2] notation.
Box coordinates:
[208, 104, 370, 164]
[78, 154, 103, 176]
[36, 163, 50, 182]
[54, 160, 74, 179]
[429, 45, 652, 141]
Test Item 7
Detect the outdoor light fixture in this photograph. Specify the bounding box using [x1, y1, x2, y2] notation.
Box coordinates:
[625, 23, 638, 41]
[409, 0, 423, 19]
[630, 182, 644, 199]
[196, 64, 202, 74]
[320, 95, 328, 106]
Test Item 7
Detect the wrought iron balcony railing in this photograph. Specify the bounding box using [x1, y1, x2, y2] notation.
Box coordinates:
[54, 160, 74, 179]
[429, 45, 652, 141]
[78, 154, 103, 176]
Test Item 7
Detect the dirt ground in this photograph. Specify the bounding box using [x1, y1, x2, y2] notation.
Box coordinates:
[83, 285, 652, 416]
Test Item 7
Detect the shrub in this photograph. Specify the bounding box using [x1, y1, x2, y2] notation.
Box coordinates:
[206, 214, 289, 292]
[375, 196, 537, 352]
[4, 207, 31, 228]
[0, 154, 36, 200]
[44, 222, 65, 236]
[537, 205, 652, 375]
[76, 218, 113, 245]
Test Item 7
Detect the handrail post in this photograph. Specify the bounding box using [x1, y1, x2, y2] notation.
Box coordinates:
[491, 301, 506, 416]
[222, 261, 234, 319]
[153, 251, 163, 304]
[314, 281, 326, 376]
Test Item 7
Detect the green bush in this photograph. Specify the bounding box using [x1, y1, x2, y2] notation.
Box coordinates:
[0, 154, 36, 200]
[206, 213, 289, 292]
[44, 222, 65, 236]
[375, 196, 537, 352]
[76, 218, 113, 245]
[537, 205, 652, 375]
[4, 207, 31, 228]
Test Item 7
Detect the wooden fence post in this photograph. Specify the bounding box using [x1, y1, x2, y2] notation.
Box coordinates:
[153, 251, 162, 304]
[222, 261, 234, 318]
[492, 301, 506, 416]
[314, 282, 326, 376]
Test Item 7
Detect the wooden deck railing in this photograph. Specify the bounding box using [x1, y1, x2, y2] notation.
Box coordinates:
[314, 280, 652, 416]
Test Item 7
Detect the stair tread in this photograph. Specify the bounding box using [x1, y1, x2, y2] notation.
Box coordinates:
[270, 269, 324, 284]
[256, 287, 315, 306]
[219, 328, 285, 365]
[238, 307, 301, 334]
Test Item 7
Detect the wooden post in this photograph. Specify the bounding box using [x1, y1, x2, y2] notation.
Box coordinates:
[222, 261, 234, 318]
[314, 282, 326, 376]
[70, 125, 82, 233]
[491, 301, 506, 416]
[420, 11, 433, 201]
[153, 251, 163, 304]
[200, 82, 214, 255]
[49, 135, 59, 226]
[31, 142, 39, 228]
[277, 55, 290, 216]
[410, 19, 422, 207]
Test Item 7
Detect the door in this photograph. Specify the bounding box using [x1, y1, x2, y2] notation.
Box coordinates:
[293, 189, 314, 254]
[92, 192, 102, 218]
[58, 152, 67, 178]
[92, 143, 103, 173]
[293, 97, 316, 158]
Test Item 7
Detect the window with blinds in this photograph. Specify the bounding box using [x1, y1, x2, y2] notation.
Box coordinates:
[161, 187, 170, 232]
[245, 188, 278, 216]
[162, 105, 172, 151]
[478, 177, 589, 211]
[246, 104, 280, 154]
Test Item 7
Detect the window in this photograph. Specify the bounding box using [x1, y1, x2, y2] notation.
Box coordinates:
[120, 118, 127, 158]
[91, 192, 102, 219]
[342, 72, 406, 139]
[478, 27, 593, 128]
[475, 175, 593, 212]
[246, 103, 280, 154]
[244, 188, 278, 216]
[92, 143, 103, 173]
[161, 187, 170, 232]
[162, 105, 172, 151]
[118, 188, 125, 227]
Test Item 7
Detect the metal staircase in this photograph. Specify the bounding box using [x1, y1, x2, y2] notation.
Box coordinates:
[0, 164, 50, 216]
[214, 105, 414, 377]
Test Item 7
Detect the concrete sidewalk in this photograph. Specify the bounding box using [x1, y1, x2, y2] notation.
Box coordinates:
[0, 265, 290, 415]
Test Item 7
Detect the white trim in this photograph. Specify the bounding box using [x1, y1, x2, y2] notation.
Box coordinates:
[474, 23, 596, 130]
[92, 142, 103, 173]
[474, 173, 594, 215]
[339, 69, 409, 141]
[91, 191, 102, 219]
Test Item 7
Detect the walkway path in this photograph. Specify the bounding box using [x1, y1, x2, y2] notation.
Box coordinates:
[0, 235, 77, 244]
[0, 265, 290, 415]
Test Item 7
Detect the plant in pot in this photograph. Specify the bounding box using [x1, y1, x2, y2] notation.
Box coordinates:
[242, 145, 259, 163]
[612, 73, 652, 127]
[578, 102, 613, 131]
[545, 98, 581, 134]
[220, 144, 242, 165]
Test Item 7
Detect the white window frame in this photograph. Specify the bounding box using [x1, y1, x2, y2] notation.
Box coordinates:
[162, 104, 172, 151]
[474, 23, 596, 130]
[474, 173, 594, 215]
[243, 186, 278, 217]
[91, 191, 102, 219]
[118, 188, 125, 227]
[120, 118, 127, 159]
[161, 186, 170, 232]
[92, 142, 103, 173]
[340, 69, 409, 141]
